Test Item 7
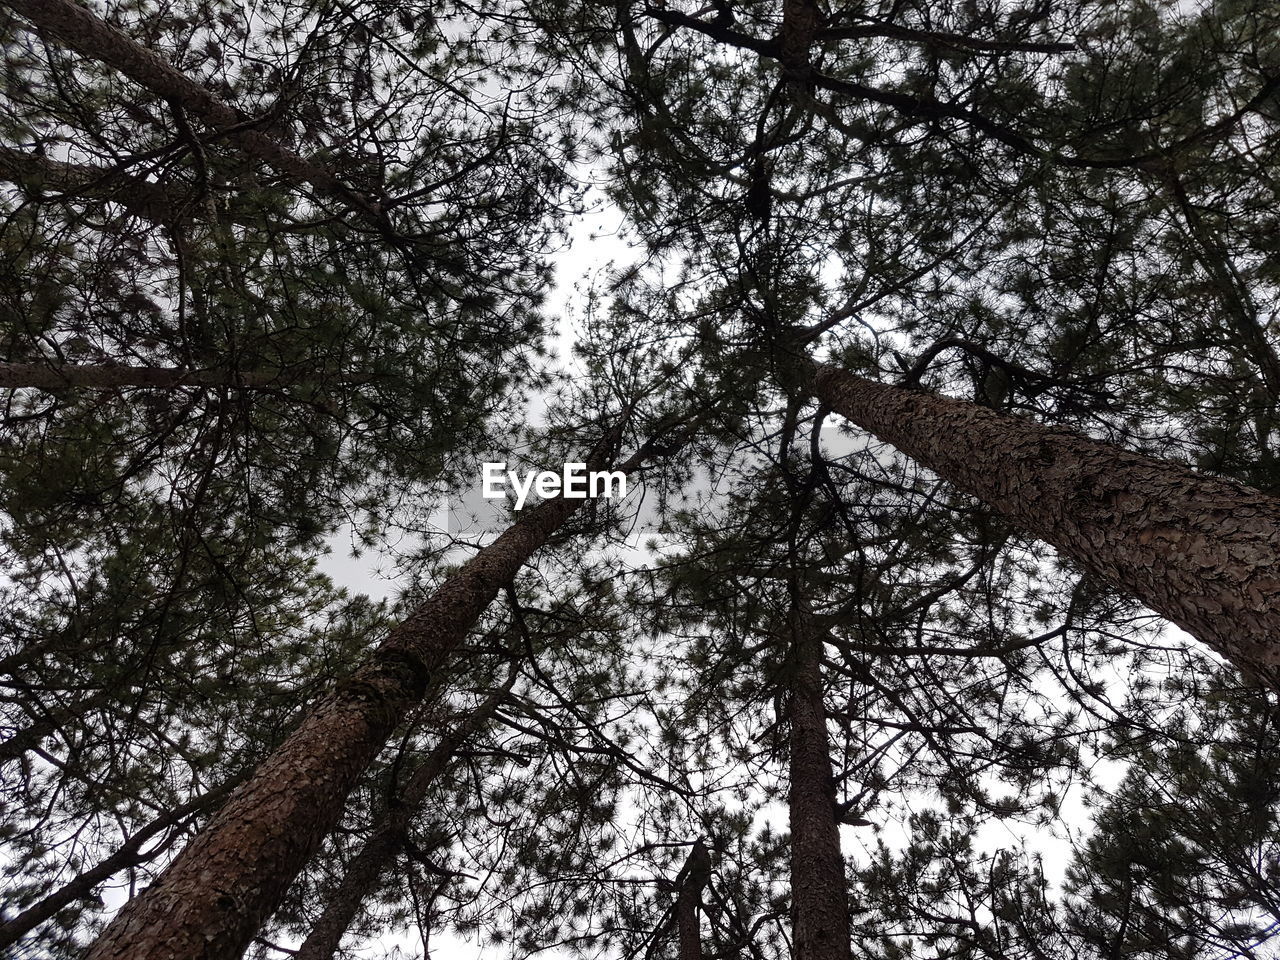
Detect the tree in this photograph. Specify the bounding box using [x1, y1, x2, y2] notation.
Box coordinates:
[290, 663, 518, 960]
[0, 549, 383, 956]
[0, 779, 240, 952]
[541, 2, 1280, 953]
[1, 0, 575, 589]
[807, 358, 1280, 689]
[552, 0, 1280, 684]
[675, 839, 711, 960]
[6, 0, 1280, 956]
[1064, 670, 1280, 958]
[77, 416, 681, 960]
[0, 1, 581, 951]
[784, 597, 853, 960]
[611, 378, 1153, 957]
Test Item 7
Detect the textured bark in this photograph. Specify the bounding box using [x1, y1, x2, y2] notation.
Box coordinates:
[293, 677, 516, 960]
[674, 840, 710, 960]
[0, 781, 238, 951]
[786, 601, 852, 960]
[3, 0, 385, 225]
[779, 0, 822, 78]
[81, 487, 591, 960]
[809, 359, 1280, 686]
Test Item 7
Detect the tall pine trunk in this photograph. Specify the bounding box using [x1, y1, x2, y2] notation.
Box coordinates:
[293, 674, 516, 960]
[81, 484, 591, 960]
[808, 359, 1280, 686]
[786, 600, 852, 960]
[674, 839, 710, 960]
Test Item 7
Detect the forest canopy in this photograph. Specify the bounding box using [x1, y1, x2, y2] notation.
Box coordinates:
[2, 0, 1280, 959]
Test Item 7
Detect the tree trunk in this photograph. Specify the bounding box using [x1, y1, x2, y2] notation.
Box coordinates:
[292, 674, 516, 960]
[76, 423, 666, 960]
[80, 486, 588, 960]
[780, 0, 821, 76]
[786, 599, 852, 960]
[808, 358, 1280, 687]
[674, 839, 710, 960]
[0, 779, 239, 951]
[3, 0, 386, 226]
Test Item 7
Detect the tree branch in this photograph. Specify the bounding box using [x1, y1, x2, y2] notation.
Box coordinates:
[3, 0, 389, 226]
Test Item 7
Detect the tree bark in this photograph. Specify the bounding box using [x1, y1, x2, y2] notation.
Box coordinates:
[808, 358, 1280, 687]
[292, 674, 516, 960]
[80, 433, 653, 960]
[0, 779, 239, 951]
[80, 497, 575, 959]
[786, 599, 852, 960]
[2, 0, 386, 226]
[779, 0, 822, 80]
[674, 839, 710, 960]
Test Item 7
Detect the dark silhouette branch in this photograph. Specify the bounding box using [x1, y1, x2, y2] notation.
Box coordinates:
[641, 7, 1279, 171]
[0, 361, 375, 392]
[818, 21, 1076, 54]
[0, 145, 179, 222]
[0, 778, 242, 951]
[3, 0, 390, 227]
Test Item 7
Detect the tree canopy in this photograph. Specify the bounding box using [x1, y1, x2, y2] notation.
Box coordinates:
[2, 0, 1279, 958]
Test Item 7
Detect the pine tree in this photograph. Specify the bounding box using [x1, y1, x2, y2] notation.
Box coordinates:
[78, 424, 652, 960]
[291, 667, 517, 960]
[4, 0, 1280, 956]
[557, 0, 1280, 684]
[807, 358, 1280, 689]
